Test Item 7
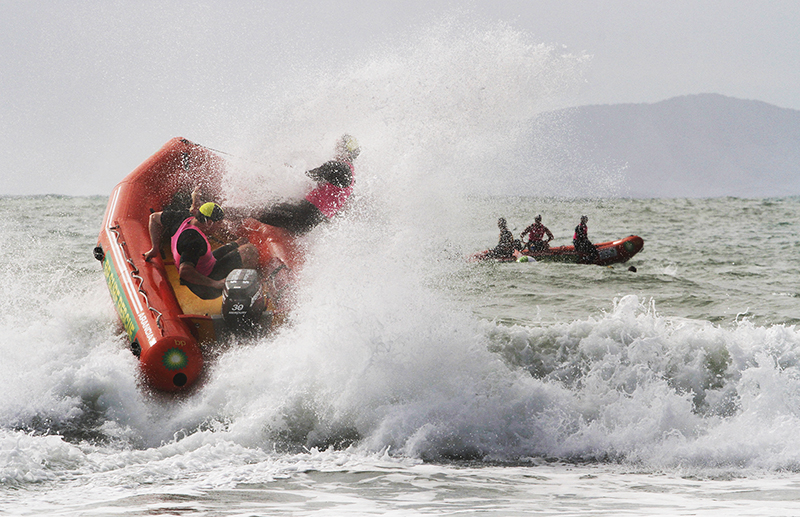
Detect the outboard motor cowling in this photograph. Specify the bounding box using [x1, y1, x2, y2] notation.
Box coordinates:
[222, 269, 267, 331]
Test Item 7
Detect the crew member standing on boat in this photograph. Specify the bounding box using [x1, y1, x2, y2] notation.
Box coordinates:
[249, 134, 360, 234]
[573, 215, 599, 263]
[172, 202, 259, 300]
[520, 215, 554, 252]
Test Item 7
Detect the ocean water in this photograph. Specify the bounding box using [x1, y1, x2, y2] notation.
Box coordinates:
[4, 17, 800, 517]
[2, 194, 800, 516]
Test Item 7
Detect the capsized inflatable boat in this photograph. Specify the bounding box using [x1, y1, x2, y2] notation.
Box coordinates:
[94, 138, 296, 392]
[473, 235, 644, 266]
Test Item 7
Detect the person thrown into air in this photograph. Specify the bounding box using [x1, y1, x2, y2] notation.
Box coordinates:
[245, 134, 361, 235]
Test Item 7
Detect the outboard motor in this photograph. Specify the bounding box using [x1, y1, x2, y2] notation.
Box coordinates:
[222, 269, 267, 331]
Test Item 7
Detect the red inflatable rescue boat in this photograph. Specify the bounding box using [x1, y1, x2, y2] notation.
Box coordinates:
[94, 138, 295, 392]
[519, 235, 644, 265]
[473, 235, 644, 266]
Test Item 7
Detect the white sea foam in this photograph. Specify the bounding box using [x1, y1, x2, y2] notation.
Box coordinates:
[3, 15, 800, 517]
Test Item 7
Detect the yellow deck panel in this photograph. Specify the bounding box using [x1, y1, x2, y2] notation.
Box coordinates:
[164, 264, 223, 315]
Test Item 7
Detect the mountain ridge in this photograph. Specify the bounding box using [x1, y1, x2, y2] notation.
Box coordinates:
[526, 94, 800, 198]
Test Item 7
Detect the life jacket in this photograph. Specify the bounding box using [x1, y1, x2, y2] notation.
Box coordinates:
[528, 224, 546, 242]
[171, 217, 216, 276]
[305, 161, 354, 218]
[573, 223, 588, 241]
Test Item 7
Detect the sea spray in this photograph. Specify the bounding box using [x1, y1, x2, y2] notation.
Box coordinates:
[221, 17, 590, 237]
[1, 19, 594, 457]
[4, 23, 800, 515]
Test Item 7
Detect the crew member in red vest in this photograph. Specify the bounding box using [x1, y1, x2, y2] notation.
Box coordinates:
[171, 202, 258, 299]
[520, 215, 554, 252]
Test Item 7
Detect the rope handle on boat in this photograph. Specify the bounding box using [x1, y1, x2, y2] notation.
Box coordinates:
[110, 225, 165, 334]
[265, 263, 290, 304]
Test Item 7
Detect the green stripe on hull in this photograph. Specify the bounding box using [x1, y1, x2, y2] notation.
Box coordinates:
[102, 254, 140, 342]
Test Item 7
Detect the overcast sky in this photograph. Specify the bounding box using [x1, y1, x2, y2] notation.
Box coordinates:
[2, 0, 799, 196]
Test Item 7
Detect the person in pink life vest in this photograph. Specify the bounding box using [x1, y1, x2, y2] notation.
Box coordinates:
[144, 186, 207, 262]
[520, 214, 554, 252]
[171, 202, 258, 300]
[251, 134, 360, 235]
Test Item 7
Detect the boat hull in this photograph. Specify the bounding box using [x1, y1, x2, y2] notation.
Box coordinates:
[521, 235, 644, 265]
[96, 138, 291, 392]
[472, 235, 644, 266]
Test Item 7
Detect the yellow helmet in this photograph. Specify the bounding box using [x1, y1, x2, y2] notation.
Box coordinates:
[198, 202, 224, 222]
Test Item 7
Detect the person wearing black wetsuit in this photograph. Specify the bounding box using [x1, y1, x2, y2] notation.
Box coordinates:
[486, 218, 520, 259]
[573, 215, 599, 263]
